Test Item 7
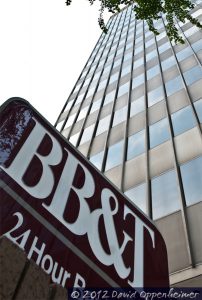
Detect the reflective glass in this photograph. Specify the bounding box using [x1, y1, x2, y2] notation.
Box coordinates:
[176, 46, 193, 62]
[147, 65, 160, 80]
[80, 124, 95, 145]
[105, 140, 124, 171]
[152, 170, 180, 220]
[192, 40, 202, 52]
[104, 90, 116, 105]
[130, 97, 145, 117]
[77, 106, 88, 121]
[127, 129, 145, 160]
[96, 115, 110, 136]
[171, 106, 196, 136]
[125, 183, 147, 213]
[132, 73, 144, 88]
[158, 42, 169, 54]
[194, 98, 202, 122]
[180, 156, 202, 206]
[165, 76, 183, 97]
[109, 72, 119, 84]
[149, 118, 170, 148]
[161, 56, 176, 71]
[69, 132, 80, 146]
[113, 106, 127, 127]
[90, 151, 104, 170]
[90, 99, 101, 114]
[121, 65, 131, 77]
[133, 57, 144, 69]
[148, 86, 164, 107]
[184, 65, 202, 86]
[65, 113, 76, 128]
[118, 82, 129, 98]
[146, 49, 157, 62]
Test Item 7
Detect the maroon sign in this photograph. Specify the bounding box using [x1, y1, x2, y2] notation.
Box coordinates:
[0, 98, 169, 288]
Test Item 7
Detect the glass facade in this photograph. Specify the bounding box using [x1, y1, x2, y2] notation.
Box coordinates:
[56, 2, 202, 285]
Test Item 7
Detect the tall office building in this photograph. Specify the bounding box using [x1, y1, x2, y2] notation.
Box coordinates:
[55, 1, 202, 286]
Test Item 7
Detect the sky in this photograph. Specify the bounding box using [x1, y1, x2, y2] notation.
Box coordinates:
[0, 0, 111, 125]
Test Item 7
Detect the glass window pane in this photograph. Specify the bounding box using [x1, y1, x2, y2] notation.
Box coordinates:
[184, 65, 202, 86]
[148, 86, 164, 107]
[149, 118, 170, 148]
[152, 170, 180, 220]
[127, 130, 145, 160]
[180, 156, 202, 206]
[118, 82, 130, 98]
[125, 183, 147, 214]
[90, 99, 102, 114]
[69, 132, 80, 146]
[80, 124, 94, 145]
[194, 98, 202, 122]
[132, 73, 144, 88]
[176, 46, 193, 62]
[161, 56, 176, 71]
[147, 65, 160, 80]
[165, 76, 184, 97]
[96, 115, 110, 136]
[171, 106, 196, 136]
[77, 106, 88, 121]
[130, 97, 145, 117]
[90, 151, 104, 170]
[104, 90, 116, 105]
[113, 106, 127, 127]
[105, 140, 124, 171]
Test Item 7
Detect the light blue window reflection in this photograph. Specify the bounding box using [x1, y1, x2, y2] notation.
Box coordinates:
[96, 115, 110, 136]
[118, 82, 129, 98]
[176, 47, 192, 62]
[125, 183, 147, 214]
[158, 42, 169, 54]
[109, 72, 119, 84]
[148, 86, 164, 107]
[171, 106, 196, 136]
[75, 93, 84, 105]
[161, 56, 176, 71]
[180, 156, 202, 206]
[104, 90, 116, 105]
[192, 40, 202, 52]
[113, 58, 122, 68]
[127, 130, 145, 160]
[105, 140, 124, 171]
[132, 73, 144, 88]
[80, 124, 95, 145]
[184, 65, 202, 86]
[90, 151, 104, 171]
[149, 118, 170, 148]
[146, 49, 157, 62]
[165, 76, 183, 97]
[133, 57, 144, 69]
[147, 65, 160, 80]
[90, 99, 102, 114]
[121, 65, 131, 77]
[77, 106, 89, 121]
[113, 106, 127, 127]
[152, 170, 180, 220]
[130, 97, 145, 117]
[194, 98, 202, 122]
[98, 78, 108, 91]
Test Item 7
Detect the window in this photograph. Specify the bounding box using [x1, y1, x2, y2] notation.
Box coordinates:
[146, 49, 157, 62]
[165, 76, 184, 97]
[90, 99, 102, 114]
[113, 106, 128, 127]
[132, 73, 144, 88]
[176, 46, 193, 62]
[96, 115, 110, 136]
[105, 140, 124, 171]
[130, 96, 145, 117]
[77, 106, 88, 121]
[180, 156, 202, 206]
[148, 86, 164, 107]
[125, 183, 147, 213]
[194, 98, 202, 122]
[121, 65, 131, 77]
[109, 72, 119, 84]
[104, 90, 116, 105]
[171, 106, 196, 136]
[133, 57, 143, 69]
[75, 93, 84, 105]
[98, 78, 108, 91]
[149, 118, 170, 148]
[127, 129, 145, 160]
[152, 170, 180, 220]
[184, 65, 202, 86]
[192, 40, 202, 52]
[161, 56, 176, 71]
[65, 113, 76, 128]
[80, 124, 95, 145]
[90, 151, 104, 170]
[118, 82, 129, 98]
[158, 42, 169, 54]
[69, 132, 80, 146]
[147, 65, 160, 80]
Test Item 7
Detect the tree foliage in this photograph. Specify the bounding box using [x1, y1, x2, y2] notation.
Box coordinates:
[65, 0, 202, 43]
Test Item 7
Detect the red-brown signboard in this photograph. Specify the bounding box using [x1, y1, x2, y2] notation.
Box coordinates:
[0, 98, 169, 289]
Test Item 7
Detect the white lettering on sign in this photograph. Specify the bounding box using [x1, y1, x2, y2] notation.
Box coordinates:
[4, 212, 85, 288]
[1, 119, 156, 287]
